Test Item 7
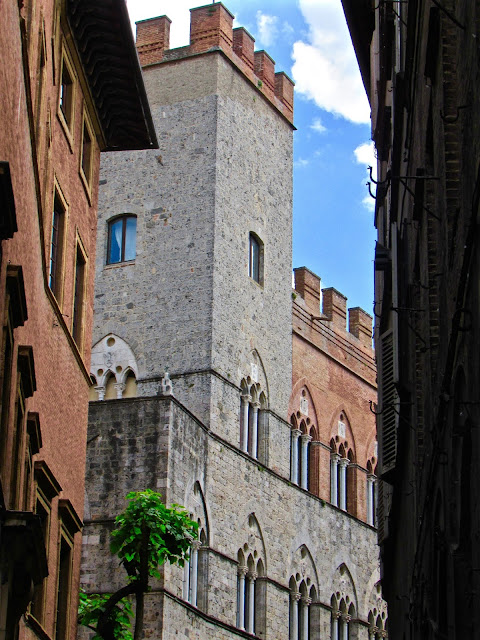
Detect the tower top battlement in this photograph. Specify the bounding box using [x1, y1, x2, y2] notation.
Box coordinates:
[135, 3, 294, 124]
[293, 267, 373, 350]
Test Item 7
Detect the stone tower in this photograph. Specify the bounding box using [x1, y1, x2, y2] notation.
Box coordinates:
[90, 2, 294, 450]
[81, 4, 386, 639]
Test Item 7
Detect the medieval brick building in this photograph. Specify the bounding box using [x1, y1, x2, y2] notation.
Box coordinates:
[81, 4, 386, 638]
[342, 0, 480, 637]
[0, 1, 156, 638]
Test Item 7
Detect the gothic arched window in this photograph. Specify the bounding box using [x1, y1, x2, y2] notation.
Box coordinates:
[107, 214, 137, 264]
[240, 379, 268, 462]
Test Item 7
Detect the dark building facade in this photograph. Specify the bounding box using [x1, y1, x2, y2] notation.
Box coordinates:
[342, 0, 480, 637]
[0, 1, 156, 638]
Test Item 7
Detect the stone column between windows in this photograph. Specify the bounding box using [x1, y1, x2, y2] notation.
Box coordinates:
[251, 402, 260, 458]
[95, 385, 106, 401]
[301, 596, 312, 640]
[341, 614, 351, 640]
[339, 458, 349, 511]
[370, 626, 379, 640]
[330, 453, 340, 505]
[247, 570, 258, 634]
[290, 591, 302, 640]
[331, 611, 341, 640]
[237, 566, 248, 630]
[114, 382, 125, 399]
[190, 539, 201, 607]
[241, 395, 250, 453]
[367, 474, 375, 525]
[291, 429, 302, 484]
[183, 556, 191, 601]
[300, 434, 312, 489]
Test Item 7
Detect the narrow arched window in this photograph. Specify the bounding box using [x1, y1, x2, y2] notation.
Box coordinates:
[107, 215, 137, 264]
[249, 232, 264, 285]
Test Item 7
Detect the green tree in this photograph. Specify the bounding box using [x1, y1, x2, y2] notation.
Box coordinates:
[78, 490, 198, 640]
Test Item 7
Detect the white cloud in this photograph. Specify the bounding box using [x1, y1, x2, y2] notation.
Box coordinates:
[310, 117, 327, 134]
[127, 0, 193, 49]
[256, 11, 279, 47]
[362, 194, 375, 212]
[282, 21, 295, 37]
[292, 0, 370, 124]
[294, 158, 310, 168]
[354, 141, 377, 211]
[354, 141, 376, 179]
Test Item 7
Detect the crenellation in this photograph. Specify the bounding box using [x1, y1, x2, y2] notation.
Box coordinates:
[254, 50, 276, 94]
[189, 3, 234, 55]
[136, 16, 171, 66]
[294, 266, 322, 315]
[232, 28, 255, 70]
[322, 287, 348, 331]
[275, 71, 295, 112]
[348, 306, 373, 349]
[135, 3, 294, 124]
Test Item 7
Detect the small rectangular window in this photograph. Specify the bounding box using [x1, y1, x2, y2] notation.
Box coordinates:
[72, 242, 87, 349]
[249, 233, 264, 285]
[58, 48, 75, 134]
[11, 380, 26, 509]
[80, 110, 95, 192]
[55, 532, 73, 639]
[30, 461, 61, 626]
[55, 500, 81, 640]
[49, 189, 67, 302]
[30, 494, 50, 624]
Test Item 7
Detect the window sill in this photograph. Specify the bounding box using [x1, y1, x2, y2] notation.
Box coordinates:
[57, 111, 74, 154]
[249, 277, 264, 290]
[24, 613, 52, 640]
[79, 167, 93, 205]
[104, 260, 135, 270]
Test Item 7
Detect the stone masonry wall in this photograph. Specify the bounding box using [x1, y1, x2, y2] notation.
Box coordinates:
[92, 51, 293, 434]
[81, 396, 381, 639]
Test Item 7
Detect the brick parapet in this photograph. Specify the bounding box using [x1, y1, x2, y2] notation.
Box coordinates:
[135, 2, 294, 124]
[136, 16, 171, 66]
[293, 300, 376, 387]
[293, 267, 374, 357]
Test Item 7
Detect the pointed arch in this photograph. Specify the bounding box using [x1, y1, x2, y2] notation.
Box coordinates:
[236, 513, 267, 636]
[329, 409, 357, 513]
[182, 481, 210, 612]
[288, 384, 319, 495]
[239, 355, 269, 464]
[366, 578, 388, 639]
[104, 371, 116, 400]
[288, 382, 319, 437]
[331, 562, 358, 614]
[90, 334, 138, 399]
[288, 545, 319, 640]
[331, 563, 358, 640]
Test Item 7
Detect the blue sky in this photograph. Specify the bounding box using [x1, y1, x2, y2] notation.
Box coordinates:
[126, 0, 376, 314]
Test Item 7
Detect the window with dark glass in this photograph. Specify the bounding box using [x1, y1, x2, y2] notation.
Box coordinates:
[249, 233, 263, 285]
[107, 215, 136, 264]
[30, 461, 61, 626]
[72, 244, 86, 348]
[80, 118, 92, 186]
[59, 54, 74, 127]
[55, 532, 73, 639]
[49, 192, 66, 300]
